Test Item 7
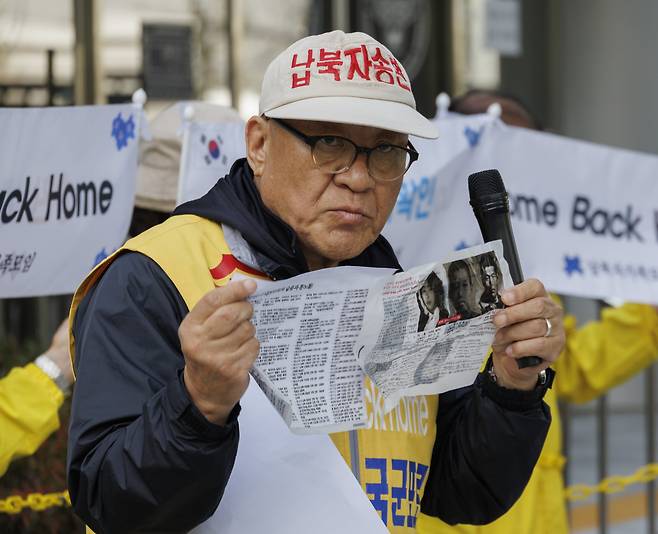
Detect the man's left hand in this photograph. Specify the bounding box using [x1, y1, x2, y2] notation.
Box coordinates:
[491, 279, 565, 391]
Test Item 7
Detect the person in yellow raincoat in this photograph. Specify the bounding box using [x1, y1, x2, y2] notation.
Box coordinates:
[417, 90, 658, 534]
[0, 320, 73, 476]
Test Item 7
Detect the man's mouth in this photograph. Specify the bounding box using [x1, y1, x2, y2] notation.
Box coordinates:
[329, 207, 371, 223]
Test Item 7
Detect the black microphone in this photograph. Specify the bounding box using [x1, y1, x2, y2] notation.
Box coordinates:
[468, 168, 543, 369]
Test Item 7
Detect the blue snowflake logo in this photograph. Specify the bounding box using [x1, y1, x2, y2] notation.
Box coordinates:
[111, 113, 136, 151]
[464, 126, 483, 148]
[564, 255, 584, 276]
[94, 248, 109, 267]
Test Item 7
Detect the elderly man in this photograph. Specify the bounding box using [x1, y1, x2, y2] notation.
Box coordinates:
[68, 31, 564, 534]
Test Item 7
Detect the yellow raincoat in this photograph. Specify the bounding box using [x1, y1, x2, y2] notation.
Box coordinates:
[0, 363, 64, 476]
[417, 301, 658, 534]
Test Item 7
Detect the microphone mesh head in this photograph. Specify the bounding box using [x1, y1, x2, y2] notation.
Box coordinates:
[468, 169, 506, 200]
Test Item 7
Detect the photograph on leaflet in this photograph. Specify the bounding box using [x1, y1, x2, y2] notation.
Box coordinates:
[444, 251, 505, 323]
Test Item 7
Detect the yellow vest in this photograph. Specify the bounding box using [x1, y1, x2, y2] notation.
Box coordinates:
[70, 214, 439, 534]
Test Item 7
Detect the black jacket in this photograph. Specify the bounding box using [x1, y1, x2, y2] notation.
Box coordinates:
[68, 159, 551, 533]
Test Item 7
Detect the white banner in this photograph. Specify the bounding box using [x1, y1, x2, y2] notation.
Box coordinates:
[412, 112, 493, 174]
[178, 119, 246, 204]
[384, 112, 493, 260]
[0, 104, 142, 298]
[385, 118, 658, 304]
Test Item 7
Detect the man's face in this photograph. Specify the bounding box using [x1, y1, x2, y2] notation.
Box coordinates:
[251, 119, 406, 270]
[449, 267, 474, 315]
[481, 265, 499, 295]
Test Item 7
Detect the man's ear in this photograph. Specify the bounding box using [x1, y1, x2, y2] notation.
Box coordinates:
[245, 116, 269, 177]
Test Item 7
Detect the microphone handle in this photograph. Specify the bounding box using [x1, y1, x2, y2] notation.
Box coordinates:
[475, 209, 543, 369]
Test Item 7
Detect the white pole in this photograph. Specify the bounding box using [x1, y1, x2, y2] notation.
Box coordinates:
[177, 104, 196, 206]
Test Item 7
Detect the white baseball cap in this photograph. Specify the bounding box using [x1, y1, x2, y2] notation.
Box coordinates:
[259, 30, 438, 139]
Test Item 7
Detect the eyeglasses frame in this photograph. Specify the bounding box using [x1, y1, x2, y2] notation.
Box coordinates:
[270, 117, 419, 182]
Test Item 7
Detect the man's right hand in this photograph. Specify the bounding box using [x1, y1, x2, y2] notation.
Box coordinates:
[179, 279, 259, 425]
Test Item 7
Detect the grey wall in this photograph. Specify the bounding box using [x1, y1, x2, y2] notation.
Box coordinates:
[499, 0, 551, 129]
[550, 0, 658, 154]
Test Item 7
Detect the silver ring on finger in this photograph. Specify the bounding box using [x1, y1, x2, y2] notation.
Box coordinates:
[543, 318, 553, 338]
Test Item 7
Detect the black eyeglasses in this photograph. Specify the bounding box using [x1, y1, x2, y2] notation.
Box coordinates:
[271, 118, 419, 182]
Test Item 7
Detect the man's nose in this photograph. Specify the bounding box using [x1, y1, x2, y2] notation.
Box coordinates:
[333, 152, 374, 192]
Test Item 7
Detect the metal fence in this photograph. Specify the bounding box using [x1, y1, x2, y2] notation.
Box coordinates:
[0, 296, 71, 357]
